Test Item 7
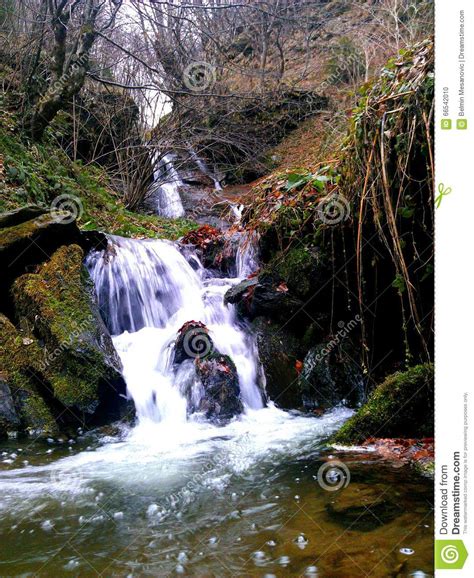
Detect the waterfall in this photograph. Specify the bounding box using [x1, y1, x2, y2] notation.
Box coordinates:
[236, 232, 259, 278]
[86, 236, 264, 423]
[148, 153, 185, 218]
[188, 146, 223, 191]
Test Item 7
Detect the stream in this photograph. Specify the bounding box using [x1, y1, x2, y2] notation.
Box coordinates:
[0, 235, 433, 576]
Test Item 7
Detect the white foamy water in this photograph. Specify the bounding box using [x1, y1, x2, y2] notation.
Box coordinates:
[0, 407, 352, 511]
[86, 235, 263, 422]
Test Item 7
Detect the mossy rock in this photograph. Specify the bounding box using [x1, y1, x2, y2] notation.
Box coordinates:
[0, 313, 58, 437]
[331, 363, 434, 444]
[266, 246, 326, 299]
[12, 244, 127, 415]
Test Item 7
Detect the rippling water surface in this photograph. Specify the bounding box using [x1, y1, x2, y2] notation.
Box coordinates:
[0, 407, 433, 577]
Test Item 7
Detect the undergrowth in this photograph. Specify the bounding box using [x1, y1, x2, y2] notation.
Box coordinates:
[0, 107, 197, 240]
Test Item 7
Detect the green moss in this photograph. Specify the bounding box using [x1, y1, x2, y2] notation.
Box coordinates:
[0, 313, 57, 434]
[268, 246, 317, 297]
[0, 123, 198, 240]
[331, 363, 434, 444]
[20, 393, 58, 435]
[12, 245, 110, 409]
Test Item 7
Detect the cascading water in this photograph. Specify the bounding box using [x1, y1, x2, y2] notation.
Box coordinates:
[148, 153, 185, 218]
[0, 233, 433, 577]
[85, 235, 263, 423]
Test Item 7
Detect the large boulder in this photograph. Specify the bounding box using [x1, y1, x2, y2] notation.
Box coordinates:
[5, 244, 128, 434]
[0, 206, 82, 313]
[298, 338, 364, 410]
[195, 353, 243, 421]
[172, 322, 243, 421]
[331, 364, 434, 444]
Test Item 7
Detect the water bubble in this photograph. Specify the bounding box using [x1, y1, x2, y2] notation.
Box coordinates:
[147, 503, 158, 517]
[294, 495, 300, 500]
[64, 559, 80, 571]
[295, 534, 309, 549]
[279, 555, 291, 566]
[400, 547, 415, 555]
[177, 552, 188, 563]
[113, 512, 124, 520]
[41, 520, 54, 532]
[305, 566, 318, 577]
[266, 540, 277, 547]
[208, 536, 218, 545]
[176, 564, 185, 574]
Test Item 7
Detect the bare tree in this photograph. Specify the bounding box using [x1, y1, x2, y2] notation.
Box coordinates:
[28, 0, 123, 141]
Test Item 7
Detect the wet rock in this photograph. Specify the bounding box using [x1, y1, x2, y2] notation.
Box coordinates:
[10, 244, 128, 428]
[195, 353, 243, 420]
[298, 339, 364, 410]
[0, 313, 59, 436]
[224, 273, 303, 323]
[325, 484, 401, 531]
[0, 377, 21, 437]
[181, 225, 236, 274]
[251, 317, 303, 409]
[173, 321, 214, 364]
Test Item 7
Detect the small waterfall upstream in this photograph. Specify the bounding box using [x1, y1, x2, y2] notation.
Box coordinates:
[86, 235, 263, 423]
[148, 154, 185, 218]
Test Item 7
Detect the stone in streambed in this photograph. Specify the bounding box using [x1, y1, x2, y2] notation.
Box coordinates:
[195, 352, 243, 420]
[224, 274, 303, 323]
[298, 339, 364, 410]
[331, 364, 434, 444]
[173, 321, 214, 364]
